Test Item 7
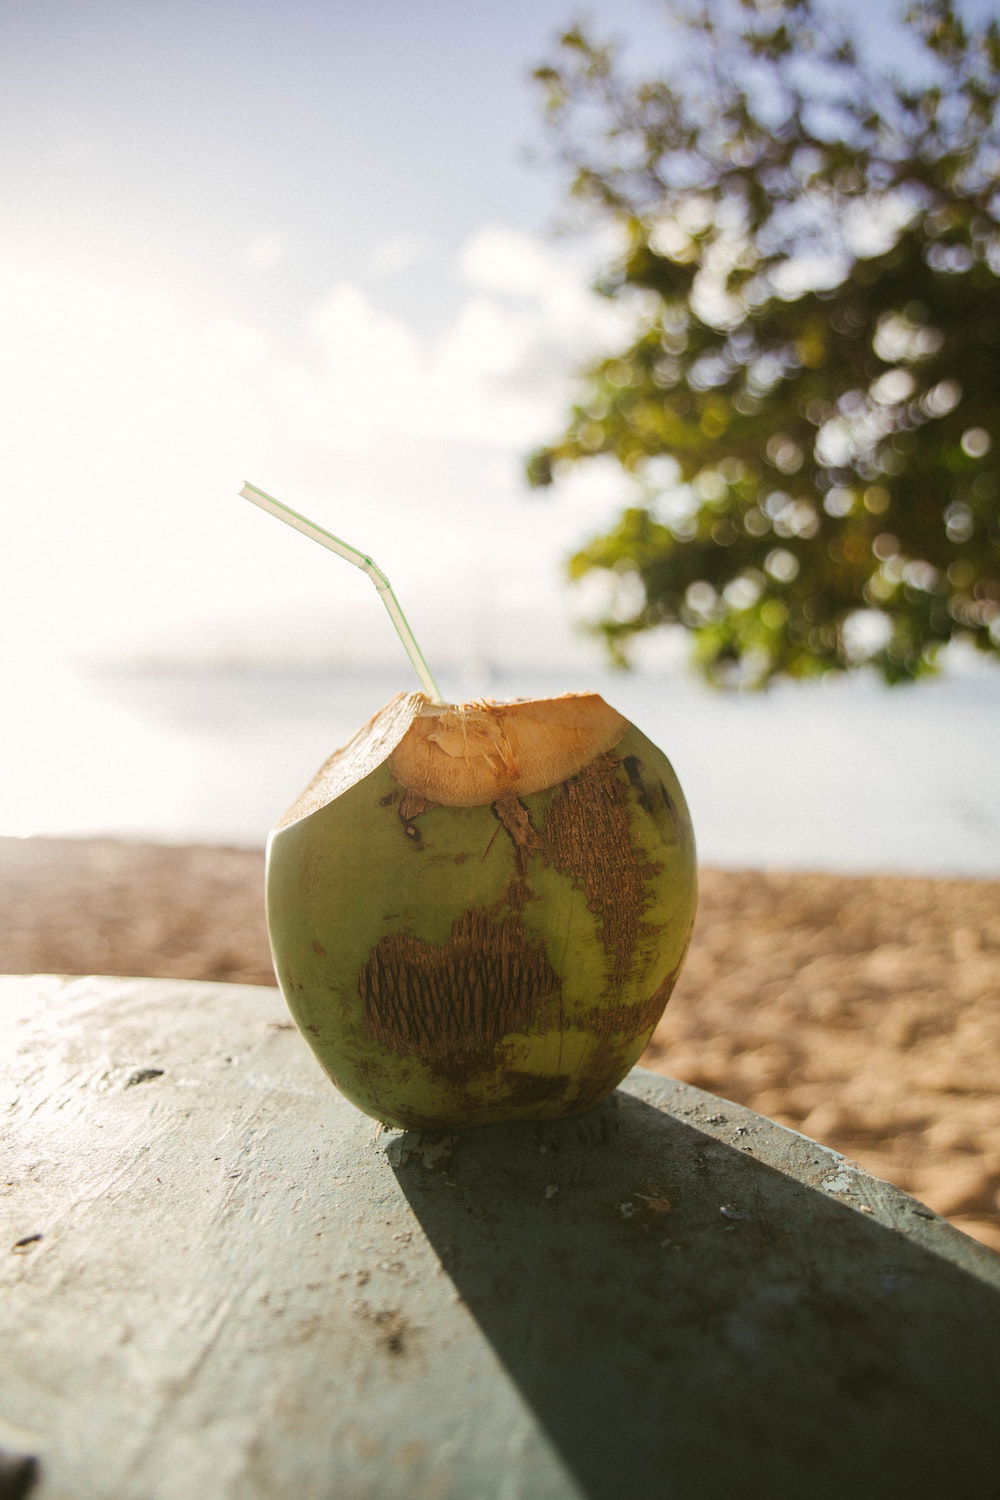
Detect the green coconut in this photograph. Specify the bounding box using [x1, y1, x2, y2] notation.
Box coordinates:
[266, 690, 696, 1129]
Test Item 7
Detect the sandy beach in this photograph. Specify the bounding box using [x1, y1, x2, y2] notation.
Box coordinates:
[2, 835, 997, 1253]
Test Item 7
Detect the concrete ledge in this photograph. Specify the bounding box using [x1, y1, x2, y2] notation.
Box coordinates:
[3, 975, 999, 1499]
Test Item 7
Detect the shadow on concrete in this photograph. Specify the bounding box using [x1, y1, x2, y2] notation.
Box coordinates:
[388, 1085, 1000, 1500]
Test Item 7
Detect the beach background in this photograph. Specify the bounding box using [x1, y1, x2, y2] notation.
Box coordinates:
[3, 0, 998, 1257]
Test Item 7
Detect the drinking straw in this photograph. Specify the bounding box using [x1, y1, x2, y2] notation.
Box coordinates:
[240, 482, 443, 703]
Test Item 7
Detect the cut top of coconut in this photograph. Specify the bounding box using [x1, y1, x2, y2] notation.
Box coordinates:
[274, 692, 629, 827]
[390, 694, 628, 807]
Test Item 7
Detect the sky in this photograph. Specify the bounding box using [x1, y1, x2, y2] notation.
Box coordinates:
[7, 0, 979, 680]
[3, 0, 999, 861]
[2, 0, 689, 681]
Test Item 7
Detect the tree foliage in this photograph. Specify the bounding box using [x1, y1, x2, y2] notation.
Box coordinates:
[529, 0, 1000, 685]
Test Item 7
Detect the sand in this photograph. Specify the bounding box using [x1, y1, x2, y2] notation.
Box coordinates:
[2, 836, 997, 1253]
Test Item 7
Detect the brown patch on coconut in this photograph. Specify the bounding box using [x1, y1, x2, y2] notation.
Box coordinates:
[539, 753, 663, 988]
[359, 909, 562, 1077]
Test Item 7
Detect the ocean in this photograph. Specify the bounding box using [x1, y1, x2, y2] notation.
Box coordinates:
[9, 657, 1000, 877]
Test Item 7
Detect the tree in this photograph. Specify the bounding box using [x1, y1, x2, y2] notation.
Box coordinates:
[529, 0, 1000, 685]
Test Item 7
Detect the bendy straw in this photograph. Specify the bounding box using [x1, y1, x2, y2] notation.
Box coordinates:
[240, 482, 443, 703]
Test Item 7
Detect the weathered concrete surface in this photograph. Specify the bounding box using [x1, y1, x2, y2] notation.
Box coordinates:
[2, 975, 999, 1500]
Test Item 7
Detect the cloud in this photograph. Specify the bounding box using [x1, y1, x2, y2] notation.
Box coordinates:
[302, 227, 642, 451]
[460, 226, 559, 297]
[245, 234, 287, 272]
[460, 225, 638, 346]
[304, 282, 425, 446]
[1, 227, 636, 664]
